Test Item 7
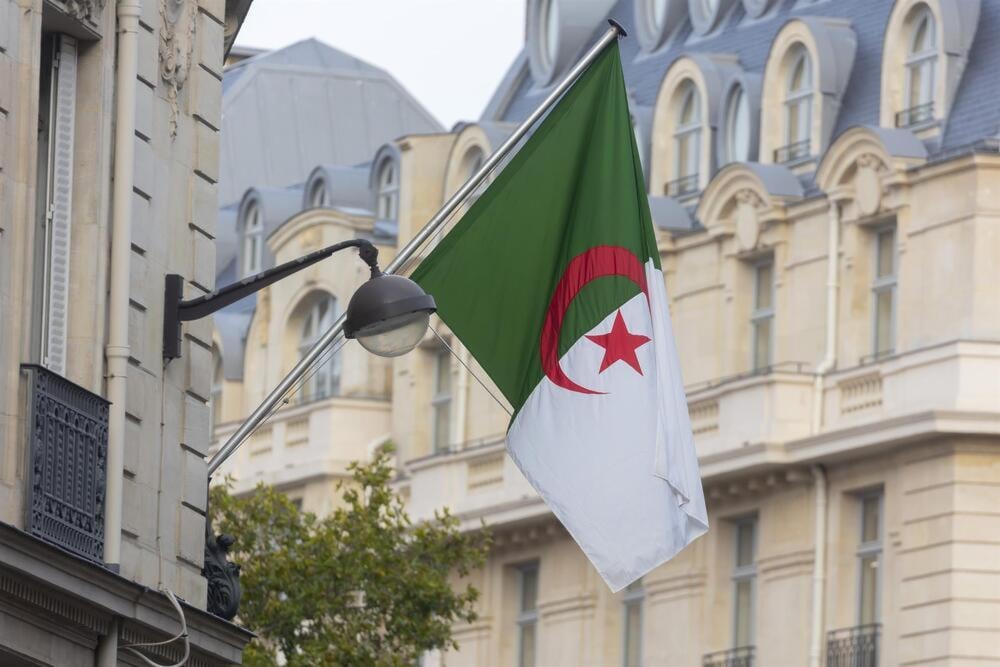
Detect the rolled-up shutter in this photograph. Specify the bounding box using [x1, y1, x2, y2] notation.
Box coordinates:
[41, 34, 77, 375]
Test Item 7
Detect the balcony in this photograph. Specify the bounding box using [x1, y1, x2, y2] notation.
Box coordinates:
[773, 139, 810, 164]
[665, 174, 699, 198]
[895, 102, 934, 129]
[685, 362, 814, 468]
[703, 646, 754, 667]
[826, 624, 879, 667]
[21, 364, 109, 563]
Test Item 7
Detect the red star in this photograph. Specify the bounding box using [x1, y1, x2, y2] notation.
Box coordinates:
[585, 310, 651, 375]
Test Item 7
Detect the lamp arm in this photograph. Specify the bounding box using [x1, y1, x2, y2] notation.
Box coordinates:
[163, 239, 379, 360]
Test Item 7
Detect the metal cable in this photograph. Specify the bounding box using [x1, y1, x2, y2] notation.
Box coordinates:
[429, 324, 512, 416]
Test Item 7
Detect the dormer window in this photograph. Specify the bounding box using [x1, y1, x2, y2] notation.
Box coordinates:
[243, 202, 263, 276]
[881, 0, 977, 132]
[670, 82, 701, 197]
[541, 0, 559, 71]
[723, 85, 751, 165]
[779, 47, 813, 163]
[376, 160, 398, 220]
[309, 180, 329, 208]
[901, 7, 936, 127]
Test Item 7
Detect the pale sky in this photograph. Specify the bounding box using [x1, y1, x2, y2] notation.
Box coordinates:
[235, 0, 527, 129]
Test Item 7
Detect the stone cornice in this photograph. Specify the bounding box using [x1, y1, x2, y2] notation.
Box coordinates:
[0, 522, 253, 664]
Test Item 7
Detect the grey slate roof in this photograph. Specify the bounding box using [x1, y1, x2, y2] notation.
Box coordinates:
[219, 38, 444, 206]
[488, 0, 998, 201]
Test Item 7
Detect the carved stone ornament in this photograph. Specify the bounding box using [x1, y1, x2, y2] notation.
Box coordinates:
[735, 188, 764, 251]
[159, 0, 198, 138]
[64, 0, 108, 24]
[203, 529, 241, 620]
[855, 153, 885, 217]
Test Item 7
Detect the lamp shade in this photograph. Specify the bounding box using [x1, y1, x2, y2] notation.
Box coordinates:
[344, 274, 436, 357]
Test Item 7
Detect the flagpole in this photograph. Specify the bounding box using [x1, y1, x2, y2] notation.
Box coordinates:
[207, 20, 627, 475]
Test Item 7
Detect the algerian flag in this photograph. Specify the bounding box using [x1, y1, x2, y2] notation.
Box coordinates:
[411, 42, 707, 591]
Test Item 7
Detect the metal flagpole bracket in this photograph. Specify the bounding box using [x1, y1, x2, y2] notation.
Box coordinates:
[607, 18, 628, 38]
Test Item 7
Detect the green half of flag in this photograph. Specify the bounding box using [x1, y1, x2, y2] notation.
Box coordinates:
[411, 42, 658, 416]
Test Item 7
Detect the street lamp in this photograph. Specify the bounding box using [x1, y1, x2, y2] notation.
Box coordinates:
[163, 238, 435, 361]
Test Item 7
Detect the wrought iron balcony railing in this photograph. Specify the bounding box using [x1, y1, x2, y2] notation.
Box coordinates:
[665, 173, 700, 198]
[703, 646, 754, 667]
[826, 624, 880, 667]
[895, 102, 934, 128]
[21, 364, 109, 563]
[774, 139, 811, 164]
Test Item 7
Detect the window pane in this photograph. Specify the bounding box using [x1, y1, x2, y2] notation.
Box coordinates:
[433, 403, 450, 452]
[736, 522, 755, 567]
[435, 353, 451, 393]
[521, 568, 539, 612]
[862, 496, 880, 543]
[875, 289, 894, 355]
[859, 553, 879, 624]
[624, 601, 642, 667]
[753, 319, 772, 370]
[734, 579, 753, 646]
[519, 623, 537, 667]
[755, 263, 773, 309]
[876, 229, 895, 278]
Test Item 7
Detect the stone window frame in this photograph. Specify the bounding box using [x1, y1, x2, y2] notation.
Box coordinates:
[760, 18, 857, 169]
[621, 578, 645, 667]
[242, 201, 263, 277]
[289, 290, 342, 404]
[870, 223, 897, 360]
[651, 54, 744, 200]
[688, 0, 738, 37]
[855, 490, 884, 626]
[374, 157, 399, 221]
[880, 0, 980, 134]
[516, 561, 540, 667]
[634, 0, 688, 52]
[431, 347, 452, 454]
[716, 73, 762, 167]
[730, 515, 758, 649]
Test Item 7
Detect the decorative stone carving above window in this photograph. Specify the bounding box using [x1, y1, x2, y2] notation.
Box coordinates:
[43, 0, 108, 39]
[159, 0, 198, 138]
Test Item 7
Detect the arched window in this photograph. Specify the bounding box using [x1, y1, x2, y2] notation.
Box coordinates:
[671, 82, 701, 196]
[903, 7, 936, 125]
[649, 0, 668, 33]
[375, 160, 398, 220]
[243, 202, 263, 276]
[298, 295, 341, 402]
[541, 0, 560, 70]
[309, 180, 329, 208]
[210, 350, 223, 433]
[723, 86, 751, 165]
[781, 47, 812, 162]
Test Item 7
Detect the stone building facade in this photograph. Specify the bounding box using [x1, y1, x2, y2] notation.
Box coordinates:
[0, 0, 255, 664]
[213, 0, 1000, 665]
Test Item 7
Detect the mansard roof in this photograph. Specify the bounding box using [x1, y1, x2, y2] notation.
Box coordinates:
[218, 38, 443, 206]
[488, 0, 996, 197]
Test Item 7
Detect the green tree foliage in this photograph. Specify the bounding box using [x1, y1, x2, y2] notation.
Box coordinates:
[210, 445, 489, 666]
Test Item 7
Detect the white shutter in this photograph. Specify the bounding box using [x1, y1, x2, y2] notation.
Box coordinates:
[41, 35, 78, 375]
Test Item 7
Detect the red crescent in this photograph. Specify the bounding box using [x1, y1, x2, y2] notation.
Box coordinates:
[540, 246, 649, 394]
